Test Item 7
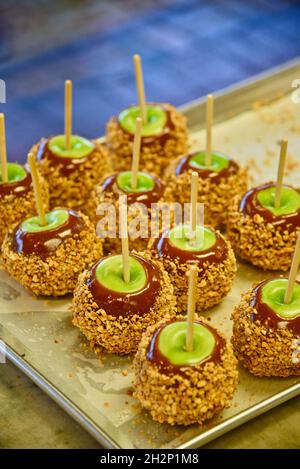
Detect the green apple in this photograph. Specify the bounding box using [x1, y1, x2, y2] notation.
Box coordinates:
[48, 135, 94, 158]
[168, 224, 216, 252]
[21, 209, 69, 233]
[158, 321, 216, 366]
[189, 151, 230, 172]
[0, 163, 26, 183]
[119, 105, 167, 137]
[257, 185, 300, 216]
[116, 171, 154, 193]
[261, 278, 300, 319]
[96, 254, 147, 293]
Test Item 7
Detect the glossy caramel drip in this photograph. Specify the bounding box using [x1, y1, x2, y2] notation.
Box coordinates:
[116, 104, 175, 146]
[146, 319, 224, 375]
[240, 183, 300, 231]
[175, 152, 239, 182]
[101, 173, 164, 207]
[0, 166, 32, 197]
[13, 209, 86, 257]
[250, 280, 300, 334]
[86, 254, 161, 317]
[155, 229, 228, 266]
[36, 139, 95, 176]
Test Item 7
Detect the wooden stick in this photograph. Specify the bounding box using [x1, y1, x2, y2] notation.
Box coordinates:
[274, 139, 288, 209]
[65, 80, 72, 150]
[284, 230, 300, 303]
[0, 113, 8, 182]
[133, 54, 147, 124]
[119, 200, 130, 283]
[28, 152, 47, 226]
[190, 171, 198, 241]
[186, 265, 198, 352]
[205, 94, 214, 166]
[131, 117, 142, 189]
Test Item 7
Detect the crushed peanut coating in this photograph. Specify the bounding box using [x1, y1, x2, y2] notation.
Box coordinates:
[2, 212, 102, 296]
[106, 104, 188, 177]
[164, 158, 248, 229]
[31, 139, 112, 218]
[227, 195, 299, 271]
[72, 251, 177, 355]
[231, 286, 300, 377]
[133, 314, 238, 426]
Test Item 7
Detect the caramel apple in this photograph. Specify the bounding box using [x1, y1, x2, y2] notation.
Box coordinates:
[2, 207, 102, 296]
[0, 114, 49, 246]
[149, 223, 236, 312]
[228, 182, 300, 270]
[164, 150, 248, 229]
[0, 162, 49, 246]
[232, 278, 300, 377]
[133, 314, 238, 425]
[72, 252, 176, 355]
[94, 169, 165, 254]
[31, 81, 111, 217]
[106, 56, 188, 177]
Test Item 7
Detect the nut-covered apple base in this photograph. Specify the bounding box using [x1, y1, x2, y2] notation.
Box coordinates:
[93, 182, 164, 255]
[133, 314, 238, 426]
[2, 213, 102, 296]
[31, 140, 112, 218]
[231, 286, 300, 377]
[72, 252, 176, 355]
[227, 198, 299, 271]
[164, 162, 248, 229]
[0, 172, 49, 247]
[106, 104, 188, 177]
[148, 232, 236, 313]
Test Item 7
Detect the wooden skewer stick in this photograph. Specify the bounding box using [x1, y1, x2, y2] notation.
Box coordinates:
[133, 54, 147, 125]
[189, 171, 198, 242]
[186, 265, 198, 352]
[205, 94, 214, 166]
[284, 230, 300, 304]
[119, 198, 130, 283]
[28, 152, 47, 226]
[274, 139, 288, 209]
[65, 80, 72, 150]
[0, 113, 8, 183]
[131, 117, 142, 189]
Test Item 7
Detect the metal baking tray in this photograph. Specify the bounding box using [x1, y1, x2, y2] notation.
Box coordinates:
[1, 58, 300, 449]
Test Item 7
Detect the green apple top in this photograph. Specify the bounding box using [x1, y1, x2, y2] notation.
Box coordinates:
[48, 135, 94, 158]
[156, 321, 217, 366]
[119, 105, 167, 137]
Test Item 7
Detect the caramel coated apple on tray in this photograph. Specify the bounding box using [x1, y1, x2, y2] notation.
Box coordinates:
[95, 118, 165, 254]
[0, 114, 49, 245]
[106, 55, 188, 177]
[72, 203, 176, 355]
[164, 95, 248, 229]
[228, 140, 300, 270]
[2, 154, 102, 296]
[232, 232, 300, 377]
[134, 266, 238, 426]
[148, 173, 236, 313]
[31, 81, 111, 216]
